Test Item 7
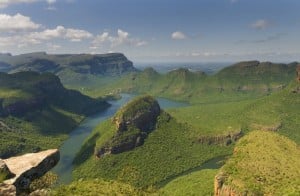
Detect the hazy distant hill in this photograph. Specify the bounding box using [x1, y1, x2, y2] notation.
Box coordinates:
[0, 52, 136, 76]
[104, 61, 298, 103]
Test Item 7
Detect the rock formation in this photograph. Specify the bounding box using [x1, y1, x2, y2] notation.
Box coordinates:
[197, 130, 243, 146]
[291, 64, 300, 93]
[96, 96, 161, 158]
[297, 64, 300, 82]
[0, 149, 59, 195]
[214, 172, 238, 196]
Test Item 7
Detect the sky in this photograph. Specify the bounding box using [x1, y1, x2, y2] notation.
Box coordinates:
[0, 0, 300, 62]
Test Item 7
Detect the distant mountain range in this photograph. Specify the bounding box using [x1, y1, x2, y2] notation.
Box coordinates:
[0, 52, 136, 76]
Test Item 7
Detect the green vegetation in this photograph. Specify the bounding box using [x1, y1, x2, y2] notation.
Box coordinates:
[62, 61, 297, 104]
[73, 100, 232, 188]
[218, 131, 300, 195]
[160, 169, 217, 196]
[1, 55, 299, 195]
[52, 179, 153, 196]
[0, 71, 109, 157]
[0, 52, 137, 98]
[0, 171, 8, 183]
[71, 66, 299, 194]
[115, 95, 158, 120]
[30, 172, 58, 193]
[168, 80, 300, 144]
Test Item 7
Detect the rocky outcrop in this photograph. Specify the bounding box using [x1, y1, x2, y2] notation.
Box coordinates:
[96, 96, 161, 158]
[297, 64, 300, 82]
[291, 65, 300, 93]
[197, 130, 243, 146]
[214, 173, 239, 196]
[0, 183, 16, 196]
[1, 149, 59, 194]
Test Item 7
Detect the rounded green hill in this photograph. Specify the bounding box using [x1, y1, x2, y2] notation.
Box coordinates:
[215, 130, 300, 195]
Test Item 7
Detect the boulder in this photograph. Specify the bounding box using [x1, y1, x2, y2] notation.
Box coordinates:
[2, 149, 59, 193]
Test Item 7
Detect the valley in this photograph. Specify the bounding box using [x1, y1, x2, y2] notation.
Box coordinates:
[0, 53, 299, 195]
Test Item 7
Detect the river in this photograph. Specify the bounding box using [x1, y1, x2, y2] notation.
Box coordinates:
[52, 94, 188, 184]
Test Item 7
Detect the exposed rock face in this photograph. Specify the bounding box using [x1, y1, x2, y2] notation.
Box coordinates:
[291, 65, 300, 93]
[297, 64, 300, 82]
[0, 183, 16, 196]
[96, 96, 161, 158]
[214, 173, 238, 196]
[1, 149, 59, 194]
[197, 130, 243, 146]
[214, 172, 245, 196]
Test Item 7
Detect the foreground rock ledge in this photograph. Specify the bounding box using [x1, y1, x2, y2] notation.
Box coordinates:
[1, 149, 59, 194]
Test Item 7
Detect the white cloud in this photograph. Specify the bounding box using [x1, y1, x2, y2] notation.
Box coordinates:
[251, 19, 271, 30]
[46, 0, 56, 4]
[65, 28, 93, 42]
[29, 26, 93, 41]
[0, 35, 41, 48]
[0, 0, 55, 8]
[0, 25, 93, 49]
[92, 29, 147, 48]
[171, 31, 187, 40]
[0, 13, 40, 32]
[47, 43, 61, 51]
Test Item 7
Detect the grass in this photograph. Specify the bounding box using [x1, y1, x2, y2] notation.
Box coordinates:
[159, 169, 217, 196]
[168, 81, 300, 144]
[52, 179, 153, 196]
[219, 130, 300, 195]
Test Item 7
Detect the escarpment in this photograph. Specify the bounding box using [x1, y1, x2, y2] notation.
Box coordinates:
[297, 64, 300, 82]
[96, 96, 161, 158]
[0, 52, 136, 76]
[0, 149, 59, 195]
[197, 130, 243, 146]
[291, 64, 300, 93]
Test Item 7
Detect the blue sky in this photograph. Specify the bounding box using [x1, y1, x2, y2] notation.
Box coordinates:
[0, 0, 299, 62]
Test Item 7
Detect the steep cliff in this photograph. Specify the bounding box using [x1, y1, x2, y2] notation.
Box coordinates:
[297, 64, 300, 82]
[0, 52, 136, 76]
